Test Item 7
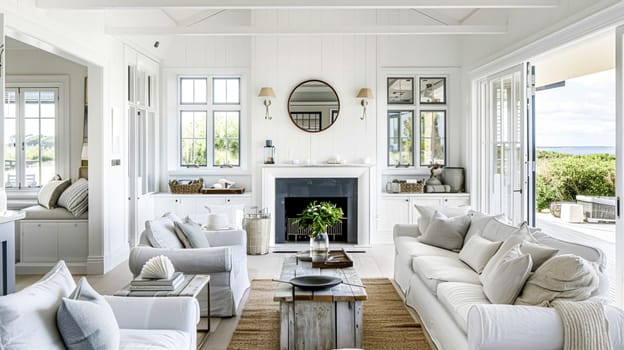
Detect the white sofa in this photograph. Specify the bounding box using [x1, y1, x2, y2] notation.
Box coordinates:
[394, 211, 624, 350]
[129, 228, 250, 317]
[0, 260, 199, 350]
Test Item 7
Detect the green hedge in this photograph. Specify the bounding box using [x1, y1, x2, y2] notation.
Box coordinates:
[536, 151, 615, 211]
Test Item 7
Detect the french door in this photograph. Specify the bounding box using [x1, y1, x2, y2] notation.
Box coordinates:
[477, 63, 534, 225]
[615, 25, 624, 307]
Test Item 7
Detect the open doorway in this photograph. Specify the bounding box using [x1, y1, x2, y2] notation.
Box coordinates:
[533, 31, 616, 302]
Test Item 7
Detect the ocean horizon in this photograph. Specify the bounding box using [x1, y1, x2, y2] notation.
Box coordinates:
[537, 146, 615, 155]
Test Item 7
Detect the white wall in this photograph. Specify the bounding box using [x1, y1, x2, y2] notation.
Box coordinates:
[0, 0, 133, 274]
[5, 38, 87, 182]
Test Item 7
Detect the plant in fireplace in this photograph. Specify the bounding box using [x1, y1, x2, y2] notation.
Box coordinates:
[295, 201, 344, 261]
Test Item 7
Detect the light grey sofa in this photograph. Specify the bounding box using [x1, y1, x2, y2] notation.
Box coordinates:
[394, 209, 624, 350]
[129, 229, 250, 317]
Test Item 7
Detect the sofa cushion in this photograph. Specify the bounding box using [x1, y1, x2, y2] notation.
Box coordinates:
[175, 219, 211, 248]
[480, 225, 534, 283]
[119, 329, 190, 350]
[395, 236, 459, 260]
[520, 241, 559, 272]
[414, 205, 470, 234]
[418, 211, 471, 251]
[145, 213, 184, 249]
[463, 213, 505, 245]
[57, 178, 89, 216]
[0, 260, 76, 350]
[481, 218, 527, 242]
[459, 235, 502, 273]
[412, 256, 481, 295]
[437, 282, 490, 333]
[38, 178, 71, 209]
[23, 205, 89, 220]
[482, 245, 532, 304]
[57, 278, 120, 350]
[533, 230, 606, 271]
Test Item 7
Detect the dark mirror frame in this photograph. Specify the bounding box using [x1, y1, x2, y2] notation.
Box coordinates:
[287, 79, 340, 133]
[419, 77, 446, 104]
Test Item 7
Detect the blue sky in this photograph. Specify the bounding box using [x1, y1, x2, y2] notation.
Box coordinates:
[535, 69, 615, 147]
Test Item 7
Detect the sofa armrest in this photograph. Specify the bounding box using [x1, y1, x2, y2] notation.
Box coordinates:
[129, 246, 232, 276]
[105, 296, 199, 332]
[467, 304, 624, 350]
[205, 229, 246, 247]
[393, 224, 422, 240]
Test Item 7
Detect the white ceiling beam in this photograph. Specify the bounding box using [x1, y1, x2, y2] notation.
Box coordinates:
[37, 0, 559, 10]
[411, 9, 461, 25]
[177, 9, 226, 27]
[106, 24, 507, 36]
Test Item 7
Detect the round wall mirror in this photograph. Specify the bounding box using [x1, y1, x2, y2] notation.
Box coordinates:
[288, 79, 340, 133]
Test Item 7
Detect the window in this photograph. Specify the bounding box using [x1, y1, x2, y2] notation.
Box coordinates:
[388, 111, 414, 166]
[178, 76, 241, 167]
[4, 87, 58, 188]
[386, 74, 447, 167]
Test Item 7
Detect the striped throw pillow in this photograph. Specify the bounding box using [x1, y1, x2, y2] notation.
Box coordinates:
[58, 178, 89, 216]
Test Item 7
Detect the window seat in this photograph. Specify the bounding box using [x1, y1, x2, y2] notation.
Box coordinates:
[16, 205, 89, 275]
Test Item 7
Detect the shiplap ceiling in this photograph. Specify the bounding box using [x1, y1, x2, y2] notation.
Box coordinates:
[34, 0, 561, 36]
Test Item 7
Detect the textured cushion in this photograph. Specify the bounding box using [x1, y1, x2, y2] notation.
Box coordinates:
[482, 245, 532, 304]
[395, 236, 459, 259]
[23, 205, 89, 220]
[459, 235, 502, 273]
[463, 212, 506, 245]
[38, 179, 71, 209]
[414, 205, 470, 234]
[58, 178, 89, 216]
[481, 218, 527, 242]
[174, 219, 211, 248]
[120, 329, 190, 350]
[57, 278, 120, 350]
[411, 256, 481, 295]
[418, 211, 471, 251]
[145, 213, 184, 249]
[173, 217, 193, 248]
[0, 261, 76, 350]
[533, 230, 606, 271]
[437, 282, 490, 333]
[480, 225, 534, 283]
[515, 254, 600, 307]
[520, 241, 559, 272]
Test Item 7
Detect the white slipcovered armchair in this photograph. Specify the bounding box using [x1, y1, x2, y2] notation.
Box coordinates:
[129, 228, 250, 317]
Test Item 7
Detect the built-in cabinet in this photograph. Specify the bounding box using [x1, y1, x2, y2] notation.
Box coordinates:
[376, 193, 470, 243]
[18, 220, 89, 274]
[152, 193, 253, 219]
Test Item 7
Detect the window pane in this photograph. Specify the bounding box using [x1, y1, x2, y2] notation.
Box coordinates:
[40, 91, 56, 119]
[180, 111, 194, 138]
[24, 91, 40, 119]
[181, 139, 194, 165]
[180, 78, 207, 104]
[41, 119, 55, 182]
[4, 91, 16, 188]
[213, 78, 240, 104]
[194, 112, 206, 138]
[213, 111, 240, 166]
[420, 111, 446, 166]
[193, 139, 207, 166]
[387, 110, 413, 166]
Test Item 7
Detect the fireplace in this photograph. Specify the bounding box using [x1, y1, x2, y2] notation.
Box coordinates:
[275, 178, 358, 244]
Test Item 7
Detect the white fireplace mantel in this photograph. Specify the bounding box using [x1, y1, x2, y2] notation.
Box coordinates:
[261, 165, 376, 247]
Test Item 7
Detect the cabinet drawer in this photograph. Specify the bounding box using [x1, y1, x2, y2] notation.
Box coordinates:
[440, 197, 470, 207]
[21, 222, 58, 263]
[58, 222, 88, 262]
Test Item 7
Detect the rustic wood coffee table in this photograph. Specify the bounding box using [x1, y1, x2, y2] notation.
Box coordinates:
[274, 256, 367, 350]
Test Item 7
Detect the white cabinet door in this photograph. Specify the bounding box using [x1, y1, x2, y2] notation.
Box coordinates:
[440, 196, 470, 207]
[224, 196, 252, 207]
[177, 197, 210, 217]
[58, 222, 88, 262]
[153, 196, 181, 217]
[377, 197, 410, 243]
[21, 223, 58, 263]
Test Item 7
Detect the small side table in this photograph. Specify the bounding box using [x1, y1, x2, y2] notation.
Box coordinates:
[114, 274, 210, 331]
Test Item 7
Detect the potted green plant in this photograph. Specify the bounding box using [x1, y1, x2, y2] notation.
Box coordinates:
[295, 201, 344, 261]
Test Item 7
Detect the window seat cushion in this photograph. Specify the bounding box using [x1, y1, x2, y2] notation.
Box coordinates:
[23, 205, 88, 220]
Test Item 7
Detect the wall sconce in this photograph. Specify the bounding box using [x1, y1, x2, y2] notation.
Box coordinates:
[356, 88, 374, 120]
[258, 87, 276, 120]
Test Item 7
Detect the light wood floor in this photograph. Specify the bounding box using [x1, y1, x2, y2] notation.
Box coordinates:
[16, 244, 395, 350]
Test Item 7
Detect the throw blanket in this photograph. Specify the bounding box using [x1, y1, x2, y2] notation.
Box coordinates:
[553, 300, 612, 350]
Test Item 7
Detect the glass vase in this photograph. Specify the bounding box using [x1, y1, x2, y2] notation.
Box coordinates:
[309, 232, 329, 262]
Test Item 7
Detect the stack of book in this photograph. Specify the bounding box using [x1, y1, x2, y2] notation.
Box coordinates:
[129, 271, 184, 291]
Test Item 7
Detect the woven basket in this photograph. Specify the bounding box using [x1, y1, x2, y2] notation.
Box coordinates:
[244, 217, 270, 255]
[169, 178, 203, 194]
[400, 182, 424, 193]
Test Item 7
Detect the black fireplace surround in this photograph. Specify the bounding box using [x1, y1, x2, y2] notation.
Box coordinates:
[275, 178, 358, 244]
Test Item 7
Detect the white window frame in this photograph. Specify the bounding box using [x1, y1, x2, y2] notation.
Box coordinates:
[5, 75, 70, 191]
[378, 68, 456, 176]
[164, 68, 249, 175]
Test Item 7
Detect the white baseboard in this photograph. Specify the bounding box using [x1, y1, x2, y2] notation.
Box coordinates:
[87, 255, 104, 275]
[16, 261, 87, 275]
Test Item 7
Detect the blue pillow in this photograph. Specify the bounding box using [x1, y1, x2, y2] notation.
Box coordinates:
[57, 278, 120, 350]
[175, 219, 211, 248]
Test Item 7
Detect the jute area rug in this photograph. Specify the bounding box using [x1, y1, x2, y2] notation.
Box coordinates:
[228, 278, 432, 349]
